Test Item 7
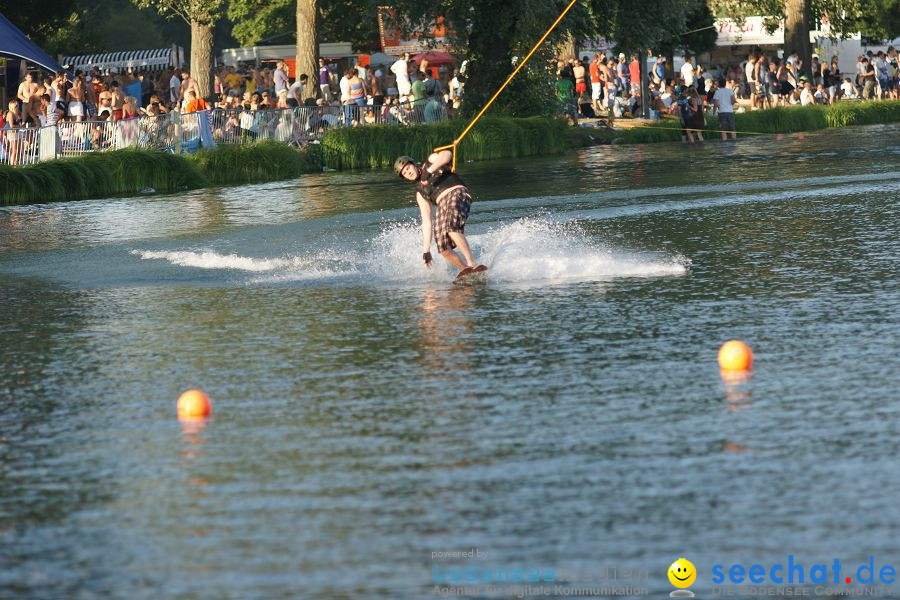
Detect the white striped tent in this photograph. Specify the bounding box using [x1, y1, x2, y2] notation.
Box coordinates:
[61, 47, 181, 73]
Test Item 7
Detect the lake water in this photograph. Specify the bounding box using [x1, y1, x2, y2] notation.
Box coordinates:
[2, 125, 899, 599]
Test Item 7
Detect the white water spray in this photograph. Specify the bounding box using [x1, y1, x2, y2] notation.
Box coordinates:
[133, 217, 688, 286]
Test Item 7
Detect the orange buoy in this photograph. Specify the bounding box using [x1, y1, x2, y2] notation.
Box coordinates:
[177, 389, 212, 419]
[718, 340, 753, 371]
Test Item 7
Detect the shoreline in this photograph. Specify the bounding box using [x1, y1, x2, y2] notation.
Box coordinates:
[608, 99, 900, 144]
[2, 101, 898, 207]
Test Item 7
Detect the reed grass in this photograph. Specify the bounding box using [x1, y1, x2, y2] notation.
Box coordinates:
[734, 105, 827, 133]
[192, 141, 322, 185]
[321, 117, 570, 170]
[1, 143, 323, 205]
[0, 149, 208, 205]
[823, 100, 900, 127]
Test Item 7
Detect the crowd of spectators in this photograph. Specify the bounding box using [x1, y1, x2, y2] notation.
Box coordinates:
[1, 53, 466, 133]
[208, 53, 464, 126]
[556, 45, 900, 142]
[0, 54, 469, 163]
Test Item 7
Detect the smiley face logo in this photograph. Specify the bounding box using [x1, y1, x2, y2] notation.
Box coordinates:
[668, 558, 697, 588]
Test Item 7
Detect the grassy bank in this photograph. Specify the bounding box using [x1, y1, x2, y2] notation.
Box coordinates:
[321, 116, 570, 170]
[0, 150, 208, 205]
[614, 100, 900, 144]
[193, 141, 322, 185]
[1, 142, 322, 205]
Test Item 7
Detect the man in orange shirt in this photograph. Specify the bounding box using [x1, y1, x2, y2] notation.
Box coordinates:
[183, 90, 208, 113]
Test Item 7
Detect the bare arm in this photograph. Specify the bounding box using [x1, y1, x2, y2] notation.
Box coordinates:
[423, 149, 453, 173]
[416, 192, 433, 263]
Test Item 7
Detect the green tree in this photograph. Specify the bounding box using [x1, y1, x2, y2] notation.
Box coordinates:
[132, 0, 224, 98]
[0, 0, 77, 48]
[0, 0, 105, 56]
[228, 0, 293, 46]
[682, 0, 718, 55]
[227, 0, 380, 48]
[711, 0, 869, 77]
[642, 0, 716, 80]
[854, 0, 900, 40]
[388, 0, 701, 117]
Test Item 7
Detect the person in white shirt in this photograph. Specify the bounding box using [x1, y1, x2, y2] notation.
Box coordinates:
[449, 69, 464, 110]
[854, 55, 866, 87]
[712, 77, 737, 140]
[681, 56, 696, 88]
[799, 81, 814, 106]
[660, 85, 674, 108]
[287, 74, 307, 108]
[339, 69, 351, 104]
[840, 78, 858, 98]
[391, 53, 412, 100]
[338, 68, 353, 125]
[169, 71, 181, 105]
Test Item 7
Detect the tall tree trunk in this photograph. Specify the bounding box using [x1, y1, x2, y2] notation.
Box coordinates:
[785, 0, 812, 78]
[296, 0, 318, 98]
[555, 32, 577, 62]
[190, 19, 214, 100]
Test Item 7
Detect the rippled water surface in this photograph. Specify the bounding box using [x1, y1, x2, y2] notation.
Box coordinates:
[1, 125, 899, 599]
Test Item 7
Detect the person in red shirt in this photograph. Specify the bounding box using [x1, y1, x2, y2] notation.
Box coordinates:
[589, 53, 603, 114]
[628, 54, 641, 96]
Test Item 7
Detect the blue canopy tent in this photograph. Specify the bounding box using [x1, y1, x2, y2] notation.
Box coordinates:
[0, 12, 67, 73]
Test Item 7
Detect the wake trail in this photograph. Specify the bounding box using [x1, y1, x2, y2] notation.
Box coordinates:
[133, 218, 688, 287]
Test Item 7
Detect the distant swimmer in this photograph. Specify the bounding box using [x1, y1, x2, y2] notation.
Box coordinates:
[394, 151, 486, 280]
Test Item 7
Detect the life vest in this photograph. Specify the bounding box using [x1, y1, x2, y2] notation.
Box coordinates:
[416, 163, 465, 204]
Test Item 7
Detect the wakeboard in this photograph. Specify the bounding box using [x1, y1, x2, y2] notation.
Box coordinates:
[453, 264, 488, 284]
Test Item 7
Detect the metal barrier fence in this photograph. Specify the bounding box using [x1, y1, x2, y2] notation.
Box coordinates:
[1, 100, 450, 166]
[1, 126, 43, 166]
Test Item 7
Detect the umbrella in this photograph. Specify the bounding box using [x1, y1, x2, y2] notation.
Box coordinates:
[412, 51, 455, 65]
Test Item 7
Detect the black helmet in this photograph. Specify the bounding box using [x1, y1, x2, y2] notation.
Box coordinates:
[393, 155, 417, 178]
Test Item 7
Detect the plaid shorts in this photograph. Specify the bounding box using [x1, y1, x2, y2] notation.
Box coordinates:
[433, 187, 472, 252]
